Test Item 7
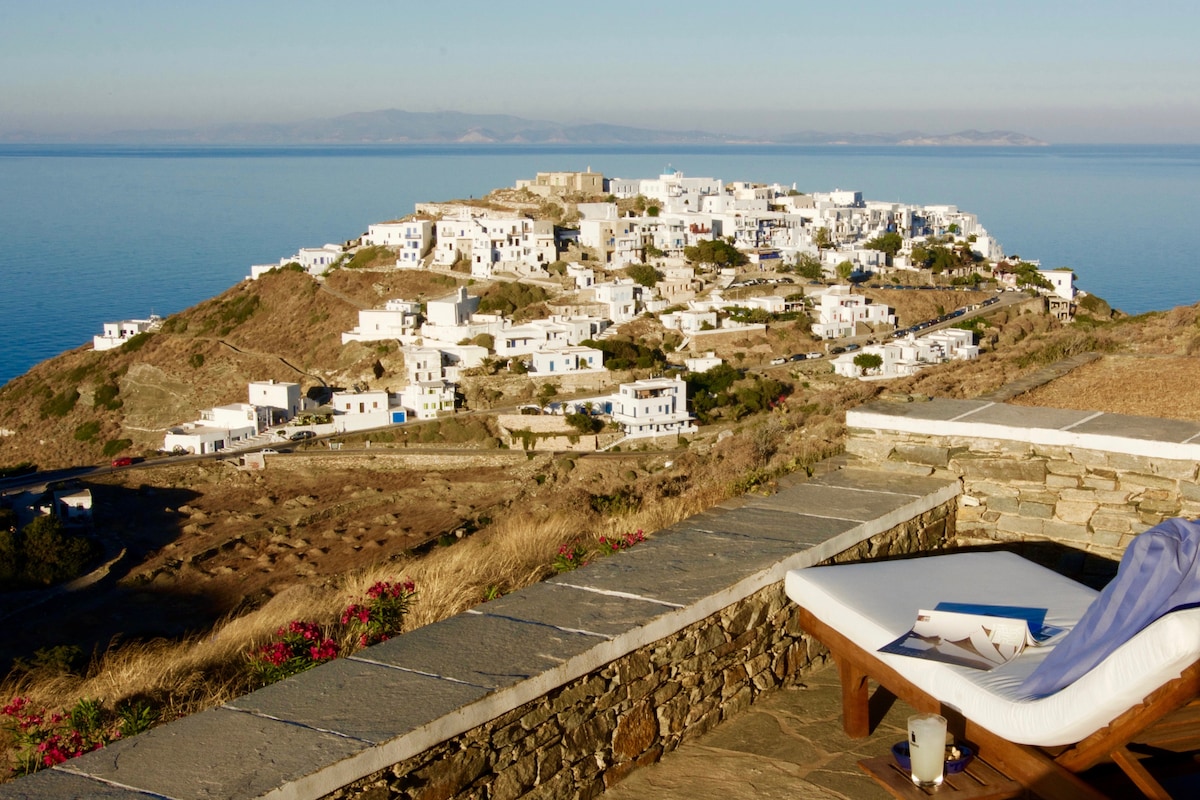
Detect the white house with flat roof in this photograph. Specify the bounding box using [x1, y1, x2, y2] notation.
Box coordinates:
[530, 346, 604, 375]
[811, 285, 895, 339]
[330, 390, 407, 433]
[400, 382, 455, 420]
[93, 317, 160, 351]
[248, 380, 302, 425]
[362, 220, 433, 266]
[289, 244, 345, 276]
[425, 287, 479, 327]
[342, 301, 422, 344]
[610, 375, 696, 438]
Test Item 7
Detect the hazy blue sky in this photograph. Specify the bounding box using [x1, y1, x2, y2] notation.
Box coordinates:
[2, 1, 1198, 143]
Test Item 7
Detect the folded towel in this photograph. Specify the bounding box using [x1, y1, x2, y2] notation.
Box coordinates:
[1021, 517, 1200, 697]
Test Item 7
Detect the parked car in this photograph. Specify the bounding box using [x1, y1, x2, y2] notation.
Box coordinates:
[829, 346, 847, 355]
[260, 448, 278, 455]
[845, 343, 861, 352]
[789, 353, 807, 362]
[806, 352, 823, 359]
[289, 430, 316, 441]
[111, 456, 133, 467]
[769, 357, 787, 365]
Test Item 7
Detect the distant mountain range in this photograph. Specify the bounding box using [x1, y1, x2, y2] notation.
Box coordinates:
[3, 109, 1048, 147]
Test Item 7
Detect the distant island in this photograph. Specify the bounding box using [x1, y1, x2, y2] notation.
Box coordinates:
[1, 109, 1048, 147]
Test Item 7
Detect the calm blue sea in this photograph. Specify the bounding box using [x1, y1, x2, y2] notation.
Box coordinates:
[2, 143, 1198, 386]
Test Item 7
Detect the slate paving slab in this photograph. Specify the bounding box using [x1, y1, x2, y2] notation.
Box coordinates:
[225, 656, 487, 745]
[469, 580, 678, 638]
[741, 484, 914, 522]
[548, 530, 807, 606]
[1070, 412, 1200, 443]
[351, 610, 602, 690]
[0, 769, 165, 800]
[57, 706, 365, 800]
[686, 506, 857, 545]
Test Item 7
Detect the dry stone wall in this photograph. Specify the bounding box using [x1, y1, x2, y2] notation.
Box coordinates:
[322, 502, 954, 800]
[846, 401, 1200, 559]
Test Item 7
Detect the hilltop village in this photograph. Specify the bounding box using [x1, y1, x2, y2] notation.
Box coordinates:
[86, 168, 1088, 460]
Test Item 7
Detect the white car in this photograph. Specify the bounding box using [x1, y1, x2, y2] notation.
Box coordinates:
[807, 352, 823, 359]
[770, 357, 787, 365]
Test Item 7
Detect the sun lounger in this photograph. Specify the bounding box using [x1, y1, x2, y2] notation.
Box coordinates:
[785, 551, 1200, 799]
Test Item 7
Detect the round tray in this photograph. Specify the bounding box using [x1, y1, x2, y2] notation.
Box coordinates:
[891, 741, 975, 774]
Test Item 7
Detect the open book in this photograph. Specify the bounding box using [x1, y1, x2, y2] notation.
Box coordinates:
[879, 603, 1068, 670]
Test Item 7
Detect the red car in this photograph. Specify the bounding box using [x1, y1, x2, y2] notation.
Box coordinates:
[111, 456, 133, 467]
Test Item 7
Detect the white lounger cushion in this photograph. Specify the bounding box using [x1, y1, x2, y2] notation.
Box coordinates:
[785, 551, 1200, 746]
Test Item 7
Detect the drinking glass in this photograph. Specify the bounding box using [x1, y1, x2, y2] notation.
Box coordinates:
[907, 713, 947, 787]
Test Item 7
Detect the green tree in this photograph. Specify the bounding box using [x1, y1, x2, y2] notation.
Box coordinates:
[813, 227, 833, 251]
[684, 238, 747, 267]
[565, 412, 602, 435]
[793, 253, 824, 280]
[852, 352, 883, 376]
[836, 261, 855, 280]
[864, 232, 903, 258]
[624, 263, 663, 288]
[18, 515, 97, 586]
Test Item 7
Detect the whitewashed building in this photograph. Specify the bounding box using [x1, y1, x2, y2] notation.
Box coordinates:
[426, 287, 479, 327]
[290, 244, 345, 276]
[330, 390, 407, 432]
[811, 285, 895, 339]
[93, 317, 160, 351]
[610, 376, 696, 438]
[400, 382, 456, 420]
[248, 380, 302, 425]
[362, 220, 433, 266]
[342, 299, 422, 344]
[530, 346, 604, 374]
[685, 352, 723, 373]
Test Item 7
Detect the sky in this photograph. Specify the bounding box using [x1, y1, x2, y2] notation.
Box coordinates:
[2, 1, 1198, 144]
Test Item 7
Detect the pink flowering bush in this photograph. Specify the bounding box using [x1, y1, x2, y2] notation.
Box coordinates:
[341, 580, 415, 648]
[597, 529, 646, 556]
[2, 697, 114, 776]
[553, 542, 588, 572]
[248, 620, 340, 686]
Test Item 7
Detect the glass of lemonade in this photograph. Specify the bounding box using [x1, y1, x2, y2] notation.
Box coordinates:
[907, 713, 947, 787]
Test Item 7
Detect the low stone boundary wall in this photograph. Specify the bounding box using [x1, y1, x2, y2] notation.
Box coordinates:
[847, 398, 1200, 558]
[326, 502, 954, 800]
[29, 468, 959, 800]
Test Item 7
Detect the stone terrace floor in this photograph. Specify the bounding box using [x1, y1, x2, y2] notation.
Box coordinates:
[603, 659, 1198, 799]
[603, 662, 907, 800]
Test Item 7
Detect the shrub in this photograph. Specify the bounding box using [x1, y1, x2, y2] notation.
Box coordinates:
[188, 352, 206, 369]
[553, 542, 588, 572]
[39, 389, 79, 419]
[73, 421, 101, 442]
[247, 621, 340, 687]
[341, 580, 415, 648]
[121, 332, 153, 353]
[102, 439, 133, 458]
[1, 697, 113, 775]
[93, 382, 121, 411]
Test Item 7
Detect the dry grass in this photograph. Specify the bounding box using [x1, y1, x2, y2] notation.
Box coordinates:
[1010, 354, 1200, 421]
[0, 407, 838, 761]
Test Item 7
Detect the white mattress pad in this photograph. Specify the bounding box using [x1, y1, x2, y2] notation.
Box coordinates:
[785, 551, 1200, 746]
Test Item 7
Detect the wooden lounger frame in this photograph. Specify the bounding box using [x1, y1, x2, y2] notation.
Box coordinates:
[798, 607, 1200, 800]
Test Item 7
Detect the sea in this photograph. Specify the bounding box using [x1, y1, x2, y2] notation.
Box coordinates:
[2, 143, 1199, 387]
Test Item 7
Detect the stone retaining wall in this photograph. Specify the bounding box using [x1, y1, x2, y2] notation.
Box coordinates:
[846, 399, 1200, 559]
[323, 502, 955, 800]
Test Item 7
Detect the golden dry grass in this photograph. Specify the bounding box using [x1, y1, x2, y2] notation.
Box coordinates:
[0, 407, 838, 759]
[1009, 354, 1200, 422]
